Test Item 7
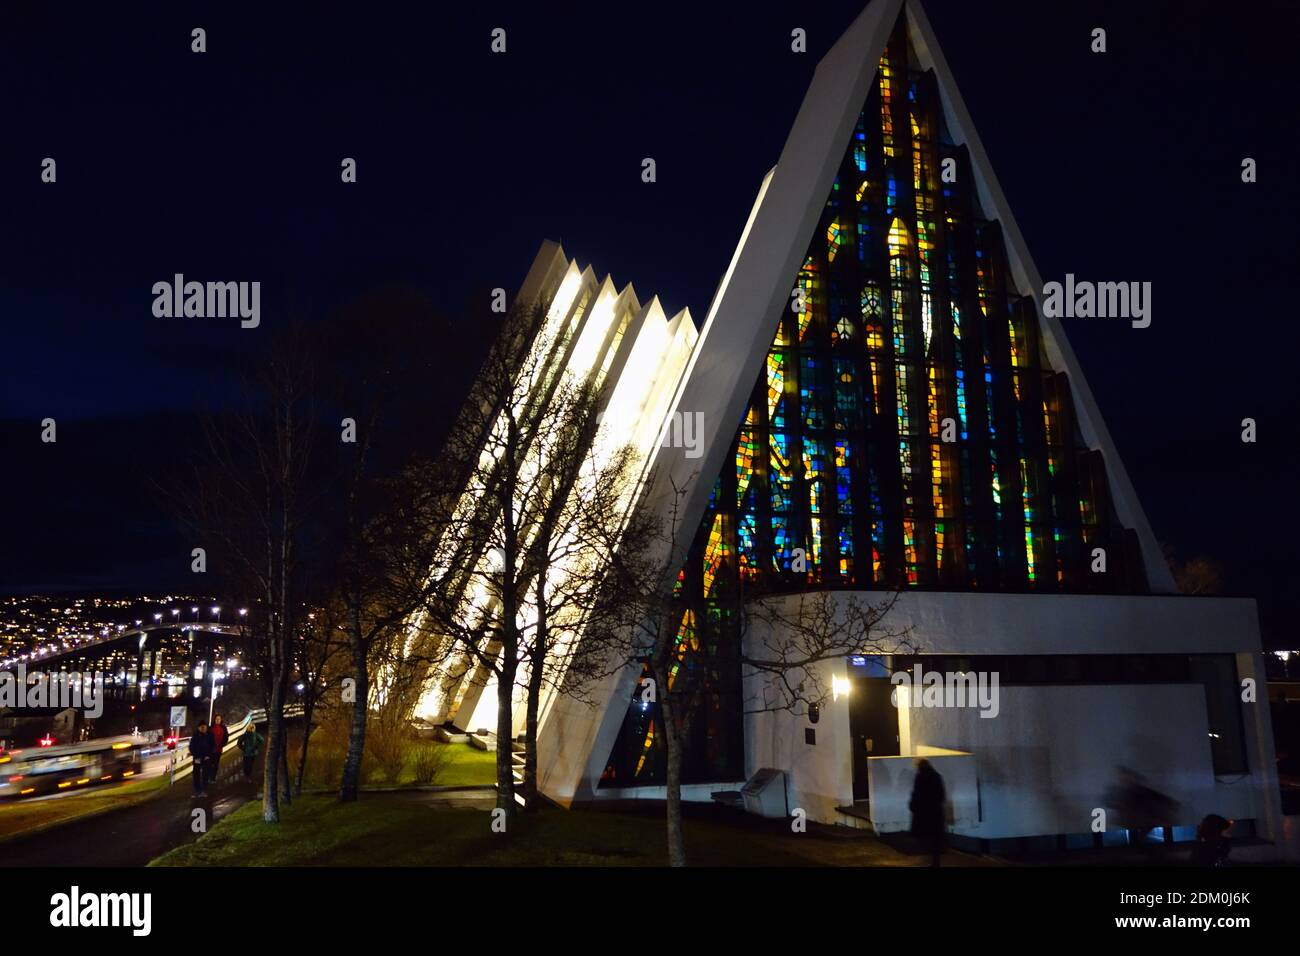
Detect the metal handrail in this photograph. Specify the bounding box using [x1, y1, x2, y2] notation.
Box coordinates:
[168, 704, 304, 783]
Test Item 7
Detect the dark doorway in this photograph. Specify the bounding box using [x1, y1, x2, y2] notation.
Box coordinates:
[849, 676, 900, 801]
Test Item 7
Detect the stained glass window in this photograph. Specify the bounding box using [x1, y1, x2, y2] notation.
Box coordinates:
[770, 431, 793, 512]
[827, 220, 845, 262]
[685, 15, 1145, 598]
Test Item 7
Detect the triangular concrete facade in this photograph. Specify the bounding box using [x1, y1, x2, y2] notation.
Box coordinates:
[535, 0, 1177, 806]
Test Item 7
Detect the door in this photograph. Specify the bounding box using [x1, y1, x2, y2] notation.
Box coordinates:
[849, 676, 900, 801]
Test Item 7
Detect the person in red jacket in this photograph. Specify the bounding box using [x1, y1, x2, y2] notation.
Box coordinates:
[208, 714, 229, 787]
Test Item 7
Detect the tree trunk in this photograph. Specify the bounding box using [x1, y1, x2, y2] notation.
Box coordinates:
[295, 696, 314, 796]
[522, 654, 543, 809]
[494, 415, 521, 823]
[262, 679, 284, 822]
[522, 594, 547, 809]
[495, 655, 518, 821]
[658, 663, 688, 868]
[280, 725, 293, 804]
[339, 625, 369, 802]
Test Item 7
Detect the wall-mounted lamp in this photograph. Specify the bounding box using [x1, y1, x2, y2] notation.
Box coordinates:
[831, 675, 850, 702]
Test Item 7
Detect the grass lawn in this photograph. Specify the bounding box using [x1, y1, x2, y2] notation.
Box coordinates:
[301, 737, 497, 791]
[387, 740, 497, 788]
[0, 774, 166, 843]
[151, 792, 998, 867]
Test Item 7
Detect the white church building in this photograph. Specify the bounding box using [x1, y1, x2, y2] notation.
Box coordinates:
[415, 0, 1284, 857]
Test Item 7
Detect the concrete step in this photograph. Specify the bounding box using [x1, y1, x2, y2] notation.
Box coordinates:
[494, 782, 529, 808]
[434, 727, 469, 744]
[835, 803, 875, 832]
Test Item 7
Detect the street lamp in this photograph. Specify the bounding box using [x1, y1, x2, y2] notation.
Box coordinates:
[171, 609, 180, 627]
[212, 606, 221, 626]
[208, 669, 224, 724]
[191, 606, 199, 625]
[154, 613, 162, 625]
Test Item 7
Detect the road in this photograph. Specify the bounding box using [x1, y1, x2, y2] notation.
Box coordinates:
[13, 749, 172, 807]
[1, 746, 258, 866]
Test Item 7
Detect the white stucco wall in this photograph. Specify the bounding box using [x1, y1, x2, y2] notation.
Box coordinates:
[745, 656, 853, 823]
[907, 683, 1228, 839]
[736, 589, 1282, 848]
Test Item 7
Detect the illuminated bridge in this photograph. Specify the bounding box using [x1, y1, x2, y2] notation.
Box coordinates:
[0, 622, 253, 703]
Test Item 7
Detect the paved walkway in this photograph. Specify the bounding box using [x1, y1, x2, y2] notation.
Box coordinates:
[2, 747, 261, 867]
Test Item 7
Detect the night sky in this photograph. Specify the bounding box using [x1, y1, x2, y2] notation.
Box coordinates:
[1, 1, 1296, 645]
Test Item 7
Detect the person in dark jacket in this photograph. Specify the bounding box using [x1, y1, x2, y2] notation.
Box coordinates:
[909, 758, 947, 867]
[238, 723, 264, 780]
[208, 715, 229, 787]
[188, 722, 214, 795]
[1190, 814, 1233, 866]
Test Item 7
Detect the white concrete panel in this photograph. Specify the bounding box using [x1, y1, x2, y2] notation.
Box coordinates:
[881, 590, 1261, 656]
[867, 750, 980, 833]
[908, 684, 1220, 839]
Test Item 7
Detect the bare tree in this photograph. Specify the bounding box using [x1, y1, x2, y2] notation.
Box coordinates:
[332, 454, 433, 802]
[307, 293, 464, 803]
[583, 477, 703, 865]
[411, 300, 592, 823]
[511, 389, 649, 807]
[742, 590, 911, 715]
[185, 335, 318, 823]
[595, 479, 910, 866]
[1162, 544, 1224, 596]
[292, 603, 346, 795]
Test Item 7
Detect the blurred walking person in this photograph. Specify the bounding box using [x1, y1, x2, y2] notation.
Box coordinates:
[909, 758, 947, 867]
[1190, 814, 1233, 866]
[1105, 765, 1178, 854]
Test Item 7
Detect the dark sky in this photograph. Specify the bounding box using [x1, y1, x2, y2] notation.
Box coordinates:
[1, 1, 1296, 644]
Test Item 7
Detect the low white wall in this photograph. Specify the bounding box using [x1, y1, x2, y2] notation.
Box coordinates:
[867, 750, 980, 833]
[907, 683, 1238, 838]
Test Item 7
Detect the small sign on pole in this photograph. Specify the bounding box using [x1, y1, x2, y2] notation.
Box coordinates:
[169, 706, 188, 728]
